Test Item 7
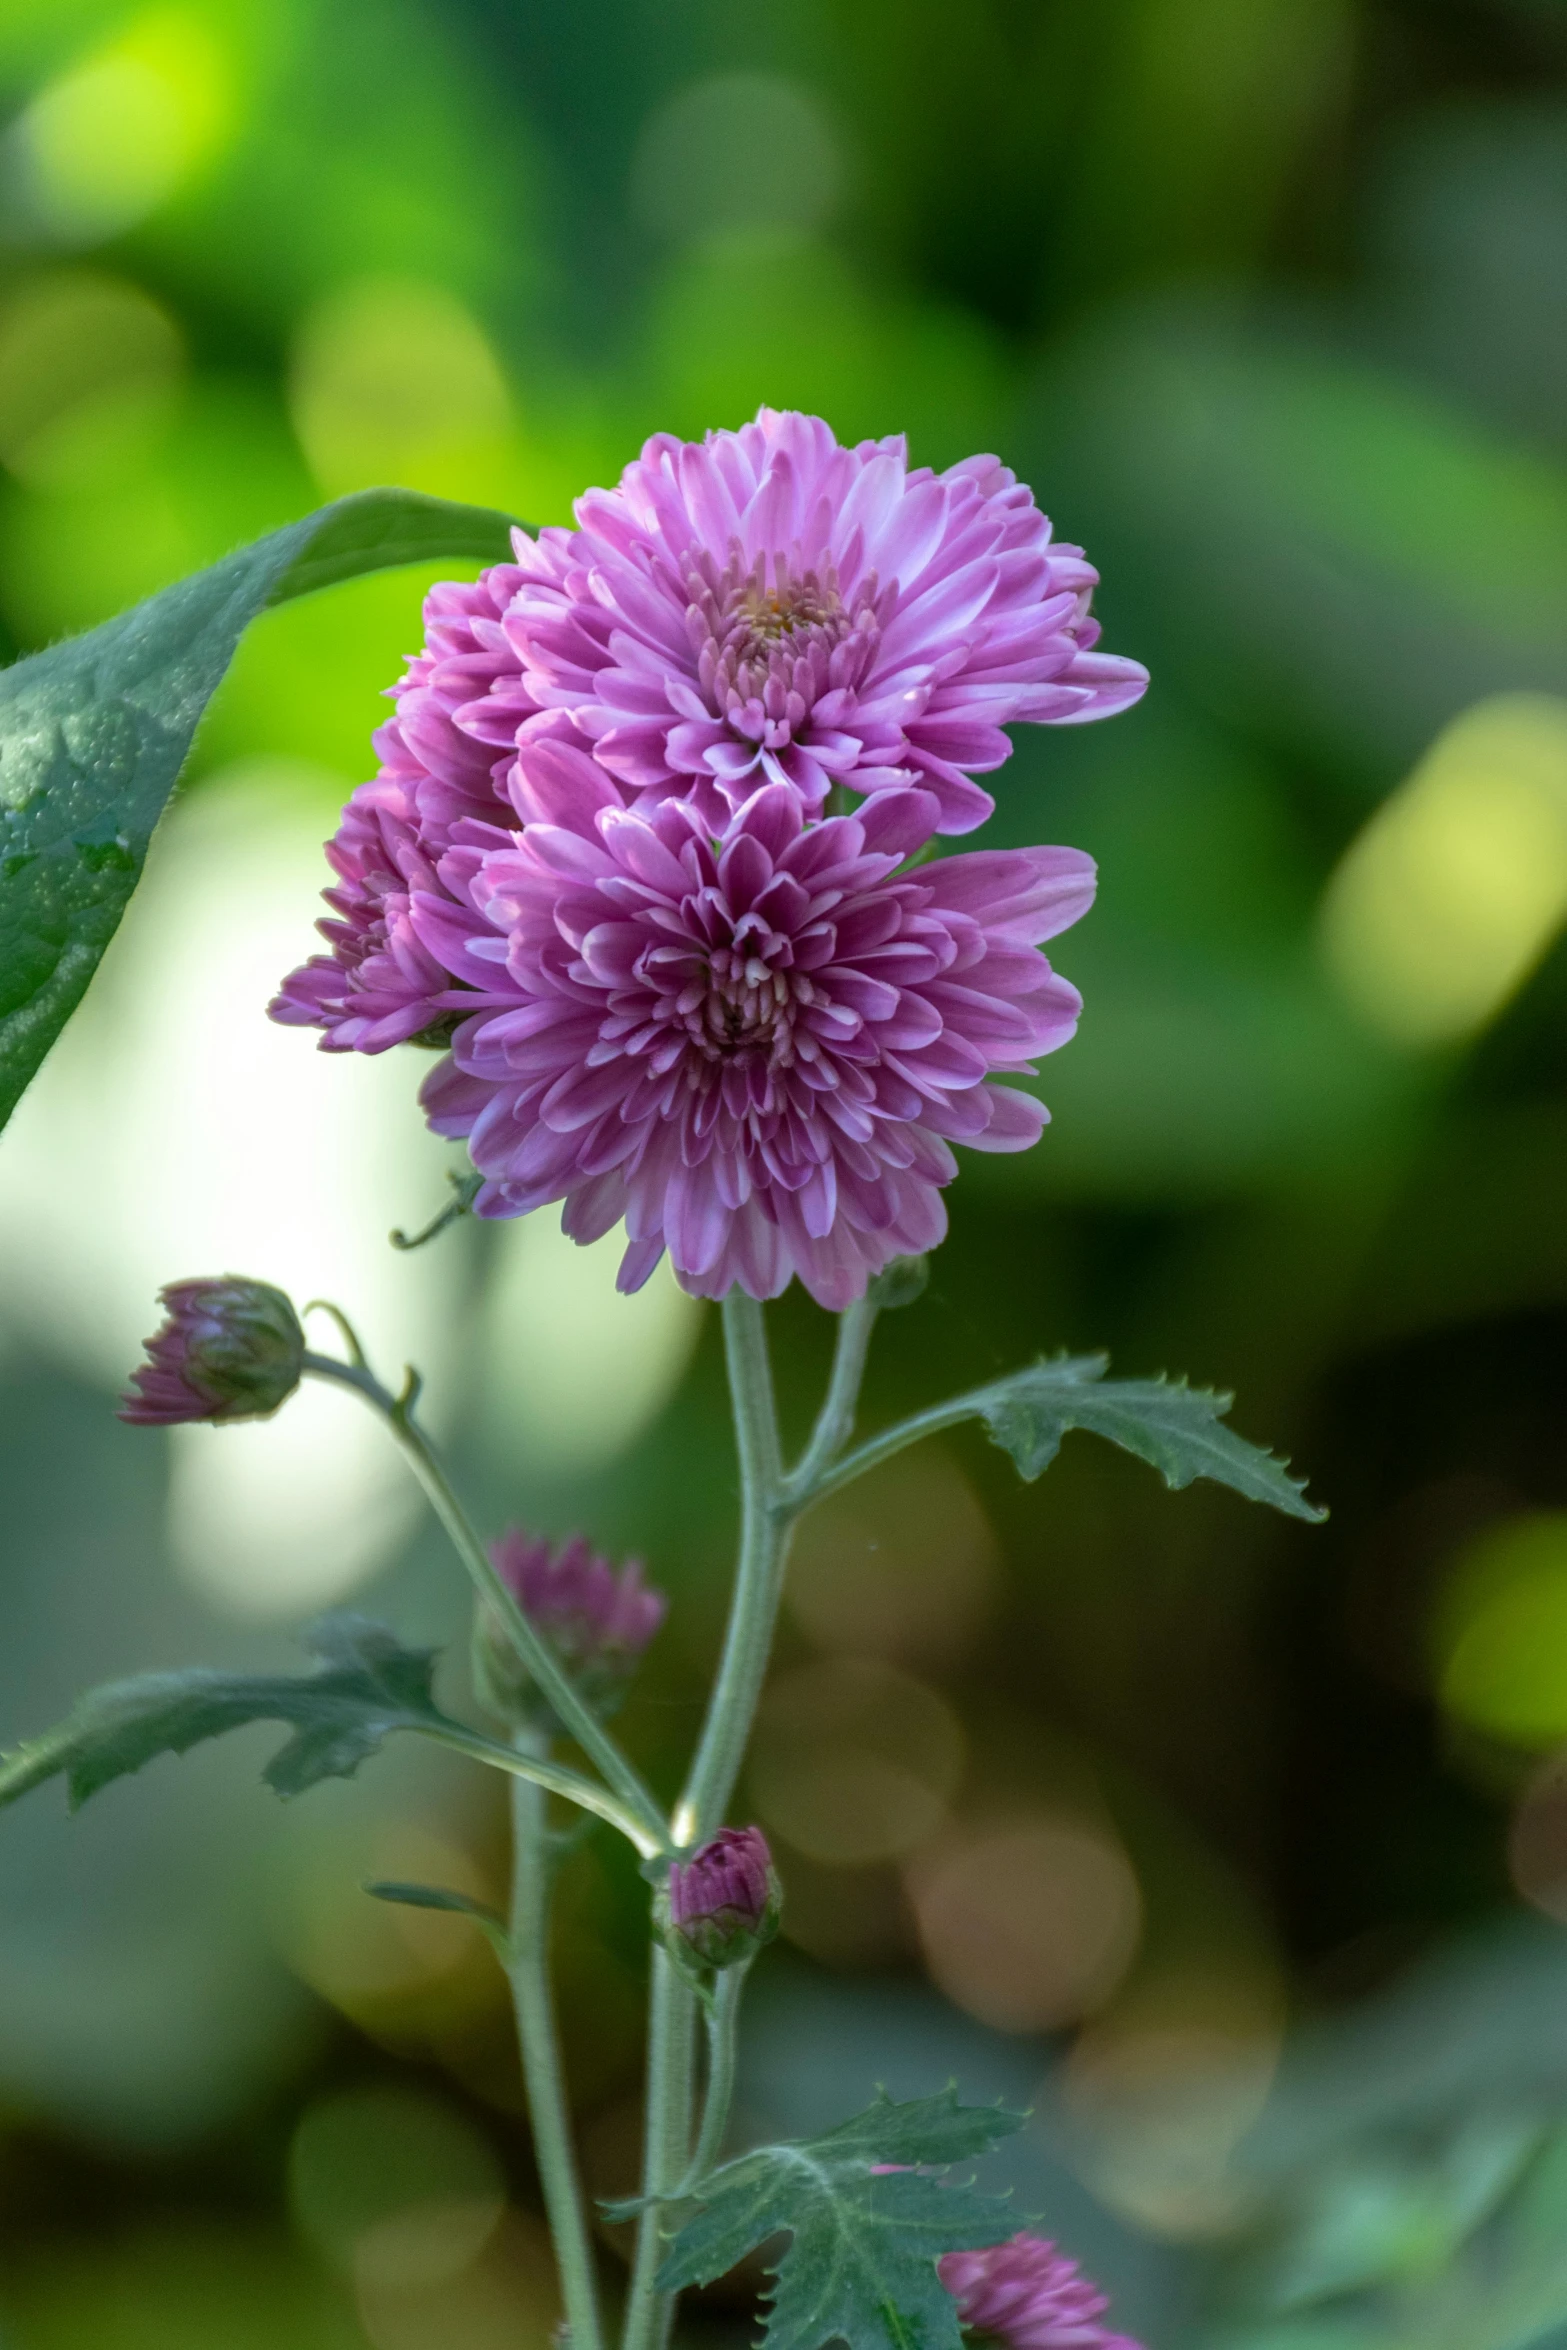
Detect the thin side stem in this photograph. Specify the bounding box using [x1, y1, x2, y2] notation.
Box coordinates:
[782, 1296, 878, 1504]
[787, 1387, 992, 1515]
[678, 1966, 747, 2193]
[301, 1349, 670, 1852]
[421, 1725, 659, 1857]
[509, 1752, 604, 2350]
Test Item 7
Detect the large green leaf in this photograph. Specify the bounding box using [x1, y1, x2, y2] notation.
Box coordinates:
[0, 1615, 467, 1805]
[655, 2090, 1025, 2350]
[976, 1353, 1324, 1520]
[0, 486, 519, 1130]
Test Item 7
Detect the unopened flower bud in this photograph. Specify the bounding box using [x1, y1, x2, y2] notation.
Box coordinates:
[475, 1530, 666, 1727]
[119, 1278, 305, 1426]
[666, 1826, 780, 1971]
[867, 1254, 930, 1311]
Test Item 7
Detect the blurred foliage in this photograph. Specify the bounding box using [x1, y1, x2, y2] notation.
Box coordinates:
[7, 1, 1567, 2346]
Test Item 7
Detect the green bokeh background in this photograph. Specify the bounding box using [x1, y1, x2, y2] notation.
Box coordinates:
[6, 3, 1567, 2345]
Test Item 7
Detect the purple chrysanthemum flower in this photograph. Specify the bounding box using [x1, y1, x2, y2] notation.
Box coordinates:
[271, 570, 531, 1047]
[477, 1528, 666, 1726]
[269, 785, 460, 1051]
[492, 1528, 667, 1667]
[667, 1826, 781, 1969]
[939, 2235, 1143, 2350]
[475, 408, 1146, 835]
[119, 1277, 305, 1426]
[272, 410, 1137, 1058]
[404, 750, 1093, 1309]
[271, 414, 1134, 1305]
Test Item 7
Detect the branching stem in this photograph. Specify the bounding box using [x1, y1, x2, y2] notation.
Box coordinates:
[783, 1296, 879, 1505]
[300, 1345, 670, 1855]
[787, 1388, 987, 1514]
[422, 1722, 658, 1856]
[679, 1964, 748, 2194]
[622, 1291, 885, 2350]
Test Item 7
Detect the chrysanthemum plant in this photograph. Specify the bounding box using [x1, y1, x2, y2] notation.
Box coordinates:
[0, 416, 1323, 2350]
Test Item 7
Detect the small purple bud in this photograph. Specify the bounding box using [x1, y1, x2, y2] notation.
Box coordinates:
[475, 1529, 666, 1726]
[119, 1278, 305, 1427]
[666, 1826, 781, 1971]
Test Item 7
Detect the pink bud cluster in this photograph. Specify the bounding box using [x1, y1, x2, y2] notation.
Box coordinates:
[477, 1528, 666, 1726]
[492, 1527, 666, 1666]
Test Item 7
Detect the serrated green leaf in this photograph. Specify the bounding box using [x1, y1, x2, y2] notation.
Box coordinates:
[0, 1614, 468, 1808]
[655, 2090, 1025, 2350]
[0, 486, 520, 1131]
[976, 1354, 1324, 1521]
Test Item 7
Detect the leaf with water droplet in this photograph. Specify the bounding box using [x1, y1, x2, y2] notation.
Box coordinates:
[0, 487, 522, 1130]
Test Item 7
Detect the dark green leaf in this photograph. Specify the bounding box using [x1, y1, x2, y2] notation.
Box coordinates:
[262, 490, 518, 605]
[656, 2090, 1025, 2350]
[0, 486, 520, 1130]
[0, 1614, 467, 1807]
[976, 1354, 1325, 1521]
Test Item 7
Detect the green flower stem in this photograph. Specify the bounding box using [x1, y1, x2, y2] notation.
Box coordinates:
[675, 1295, 790, 1843]
[629, 1297, 869, 2350]
[677, 1963, 748, 2194]
[622, 1947, 696, 2350]
[624, 1294, 822, 2350]
[300, 1347, 670, 1854]
[781, 1295, 879, 1506]
[509, 1740, 604, 2350]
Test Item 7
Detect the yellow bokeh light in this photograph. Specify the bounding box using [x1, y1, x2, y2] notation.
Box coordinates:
[288, 2084, 505, 2277]
[355, 2209, 560, 2350]
[272, 1815, 503, 2041]
[476, 1212, 704, 1477]
[785, 1447, 999, 1666]
[1067, 2020, 1282, 2237]
[748, 1657, 964, 1864]
[907, 1816, 1143, 2033]
[1064, 1959, 1286, 2238]
[0, 268, 184, 489]
[16, 10, 233, 243]
[629, 72, 846, 245]
[1508, 1750, 1567, 1921]
[290, 278, 518, 503]
[1435, 1511, 1567, 1746]
[1320, 694, 1567, 1046]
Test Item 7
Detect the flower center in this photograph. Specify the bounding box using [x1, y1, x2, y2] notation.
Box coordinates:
[730, 571, 843, 657]
[684, 545, 881, 736]
[678, 914, 816, 1071]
